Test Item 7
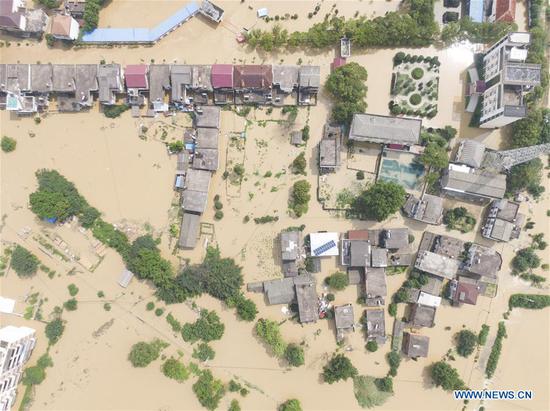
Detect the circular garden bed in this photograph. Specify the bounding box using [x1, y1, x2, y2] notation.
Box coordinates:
[409, 94, 422, 106]
[411, 67, 424, 80]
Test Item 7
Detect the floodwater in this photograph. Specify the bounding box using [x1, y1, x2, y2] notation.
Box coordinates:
[1, 1, 549, 411]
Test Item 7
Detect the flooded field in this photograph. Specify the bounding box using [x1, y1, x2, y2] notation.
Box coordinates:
[1, 1, 548, 411]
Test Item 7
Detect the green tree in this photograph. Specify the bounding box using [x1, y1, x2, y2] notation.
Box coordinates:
[419, 142, 448, 169]
[29, 190, 71, 221]
[228, 399, 241, 411]
[63, 298, 78, 311]
[507, 159, 543, 196]
[456, 329, 477, 357]
[353, 181, 406, 221]
[68, 284, 79, 297]
[181, 309, 225, 343]
[292, 152, 307, 175]
[45, 318, 64, 345]
[511, 108, 547, 148]
[10, 246, 39, 277]
[325, 271, 349, 291]
[375, 376, 393, 392]
[193, 343, 216, 362]
[38, 0, 59, 8]
[325, 63, 368, 125]
[289, 180, 311, 217]
[234, 295, 258, 322]
[322, 353, 358, 384]
[80, 206, 100, 228]
[128, 340, 167, 368]
[366, 341, 378, 352]
[22, 366, 46, 386]
[162, 358, 189, 382]
[430, 361, 465, 391]
[387, 351, 401, 376]
[255, 318, 287, 357]
[192, 370, 225, 411]
[280, 399, 303, 411]
[512, 247, 541, 272]
[284, 343, 305, 367]
[168, 140, 184, 153]
[1, 136, 16, 152]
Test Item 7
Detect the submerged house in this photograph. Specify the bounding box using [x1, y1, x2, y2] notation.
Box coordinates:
[211, 64, 234, 104]
[365, 309, 386, 345]
[319, 124, 342, 174]
[349, 113, 422, 146]
[0, 0, 48, 37]
[364, 267, 386, 306]
[48, 14, 79, 41]
[441, 163, 507, 204]
[410, 303, 436, 328]
[98, 64, 123, 105]
[280, 230, 302, 277]
[125, 64, 149, 106]
[334, 304, 355, 342]
[414, 250, 460, 280]
[449, 280, 480, 306]
[272, 65, 299, 105]
[403, 194, 444, 225]
[298, 66, 320, 105]
[402, 332, 430, 358]
[179, 212, 201, 249]
[170, 65, 192, 104]
[233, 64, 273, 105]
[181, 168, 211, 214]
[148, 65, 171, 111]
[189, 65, 212, 104]
[481, 199, 524, 242]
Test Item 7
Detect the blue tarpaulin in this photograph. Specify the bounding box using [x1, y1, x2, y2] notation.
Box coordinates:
[82, 2, 200, 44]
[44, 217, 57, 224]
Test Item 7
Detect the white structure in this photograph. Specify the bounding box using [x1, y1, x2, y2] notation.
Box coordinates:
[309, 232, 339, 257]
[49, 14, 79, 41]
[480, 32, 541, 128]
[0, 326, 36, 411]
[417, 292, 442, 307]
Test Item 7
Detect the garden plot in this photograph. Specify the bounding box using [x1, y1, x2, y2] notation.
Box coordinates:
[389, 53, 441, 118]
[319, 168, 372, 211]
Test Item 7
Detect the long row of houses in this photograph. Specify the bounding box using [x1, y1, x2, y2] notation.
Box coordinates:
[0, 63, 321, 115]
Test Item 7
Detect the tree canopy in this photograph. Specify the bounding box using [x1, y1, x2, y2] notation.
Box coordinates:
[192, 370, 225, 411]
[162, 358, 189, 382]
[289, 180, 311, 217]
[507, 159, 544, 197]
[456, 329, 477, 357]
[181, 309, 225, 344]
[128, 340, 167, 368]
[280, 399, 303, 411]
[430, 361, 465, 391]
[284, 343, 305, 367]
[325, 63, 368, 125]
[353, 181, 406, 221]
[512, 247, 541, 273]
[255, 318, 287, 357]
[10, 245, 39, 277]
[419, 142, 449, 169]
[45, 318, 65, 345]
[322, 354, 358, 384]
[325, 271, 349, 291]
[1, 136, 17, 152]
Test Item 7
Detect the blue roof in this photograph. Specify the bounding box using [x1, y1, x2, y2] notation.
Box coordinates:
[82, 2, 200, 43]
[468, 0, 484, 23]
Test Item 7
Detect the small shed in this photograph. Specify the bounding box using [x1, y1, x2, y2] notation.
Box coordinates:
[402, 332, 430, 358]
[371, 247, 388, 268]
[410, 304, 436, 328]
[290, 130, 303, 146]
[118, 269, 134, 288]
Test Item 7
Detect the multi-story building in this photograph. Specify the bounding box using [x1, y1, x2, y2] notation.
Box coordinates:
[479, 32, 541, 128]
[0, 326, 36, 411]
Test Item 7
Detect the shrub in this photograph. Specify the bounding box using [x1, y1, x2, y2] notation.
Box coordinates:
[512, 247, 541, 272]
[322, 353, 357, 384]
[146, 302, 155, 311]
[45, 318, 64, 345]
[280, 399, 303, 411]
[233, 163, 245, 178]
[22, 366, 46, 386]
[430, 361, 465, 391]
[509, 294, 550, 310]
[162, 358, 189, 382]
[234, 295, 258, 322]
[68, 284, 79, 297]
[456, 329, 477, 357]
[103, 104, 129, 118]
[10, 246, 39, 277]
[289, 180, 311, 217]
[168, 140, 184, 153]
[326, 293, 335, 302]
[356, 170, 365, 180]
[228, 399, 241, 411]
[284, 343, 305, 367]
[1, 136, 17, 152]
[302, 125, 310, 141]
[409, 93, 422, 105]
[388, 303, 397, 317]
[485, 322, 507, 378]
[387, 351, 401, 376]
[103, 303, 111, 311]
[128, 339, 167, 368]
[255, 318, 287, 357]
[366, 341, 378, 352]
[411, 67, 424, 80]
[181, 309, 225, 343]
[166, 313, 182, 332]
[214, 201, 223, 210]
[192, 370, 225, 411]
[375, 376, 393, 393]
[292, 152, 307, 175]
[192, 343, 216, 362]
[63, 298, 78, 311]
[214, 210, 224, 220]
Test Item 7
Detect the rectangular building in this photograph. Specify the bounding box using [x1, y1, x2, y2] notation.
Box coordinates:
[349, 113, 421, 146]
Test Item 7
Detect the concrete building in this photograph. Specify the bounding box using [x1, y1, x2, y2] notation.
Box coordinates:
[178, 212, 201, 249]
[463, 244, 502, 279]
[148, 65, 171, 109]
[365, 309, 386, 345]
[455, 139, 486, 168]
[319, 124, 342, 173]
[181, 168, 211, 214]
[194, 106, 220, 129]
[49, 14, 79, 41]
[0, 326, 36, 411]
[98, 64, 123, 105]
[449, 280, 480, 306]
[402, 332, 430, 358]
[481, 199, 524, 242]
[0, 0, 48, 37]
[334, 304, 355, 342]
[414, 250, 460, 280]
[280, 230, 302, 277]
[364, 267, 386, 306]
[480, 32, 541, 128]
[170, 65, 192, 103]
[403, 194, 444, 225]
[272, 65, 298, 105]
[410, 303, 436, 328]
[441, 163, 507, 204]
[298, 66, 320, 105]
[349, 113, 421, 146]
[488, 0, 516, 24]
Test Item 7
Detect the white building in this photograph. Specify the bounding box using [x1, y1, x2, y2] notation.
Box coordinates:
[0, 326, 36, 411]
[479, 32, 541, 128]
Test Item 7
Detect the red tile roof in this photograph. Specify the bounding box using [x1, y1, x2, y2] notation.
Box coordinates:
[211, 64, 233, 88]
[454, 282, 479, 305]
[233, 65, 273, 89]
[348, 230, 369, 241]
[125, 64, 148, 89]
[494, 0, 516, 22]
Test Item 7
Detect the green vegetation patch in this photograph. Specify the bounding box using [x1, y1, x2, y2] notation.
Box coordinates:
[353, 375, 392, 408]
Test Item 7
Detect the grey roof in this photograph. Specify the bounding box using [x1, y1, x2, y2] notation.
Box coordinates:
[493, 199, 520, 221]
[282, 260, 298, 277]
[5, 64, 30, 92]
[75, 64, 98, 105]
[290, 130, 303, 145]
[431, 234, 465, 259]
[463, 244, 502, 278]
[185, 168, 211, 192]
[455, 140, 486, 168]
[98, 64, 121, 103]
[272, 65, 299, 92]
[489, 219, 515, 242]
[191, 65, 212, 91]
[402, 332, 429, 357]
[334, 304, 354, 330]
[30, 64, 53, 93]
[170, 65, 192, 101]
[365, 309, 386, 344]
[118, 269, 134, 288]
[193, 148, 219, 171]
[52, 64, 76, 93]
[320, 137, 341, 168]
[182, 190, 208, 213]
[0, 65, 5, 91]
[25, 8, 48, 33]
[388, 252, 413, 267]
[178, 212, 200, 248]
[349, 113, 422, 145]
[371, 247, 388, 268]
[365, 267, 387, 299]
[403, 194, 444, 225]
[195, 106, 220, 128]
[281, 231, 301, 261]
[149, 64, 170, 103]
[176, 151, 190, 174]
[503, 62, 541, 86]
[410, 304, 436, 328]
[382, 228, 409, 250]
[296, 280, 318, 323]
[442, 166, 507, 200]
[347, 268, 363, 285]
[196, 127, 219, 149]
[420, 275, 443, 296]
[350, 241, 370, 267]
[264, 277, 296, 305]
[298, 66, 320, 88]
[414, 250, 460, 279]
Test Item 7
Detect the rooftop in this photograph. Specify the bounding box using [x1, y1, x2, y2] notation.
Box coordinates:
[211, 64, 233, 88]
[492, 199, 520, 221]
[464, 244, 502, 278]
[191, 65, 212, 90]
[193, 148, 218, 171]
[349, 113, 421, 145]
[442, 164, 507, 200]
[453, 281, 480, 305]
[349, 240, 370, 267]
[320, 136, 341, 169]
[365, 267, 387, 299]
[296, 279, 318, 323]
[233, 65, 273, 89]
[281, 231, 301, 261]
[334, 304, 354, 330]
[195, 106, 220, 128]
[149, 64, 170, 102]
[455, 140, 486, 168]
[382, 228, 409, 250]
[365, 309, 386, 344]
[410, 303, 436, 328]
[503, 62, 541, 86]
[310, 232, 339, 257]
[414, 250, 460, 279]
[182, 190, 208, 214]
[184, 168, 211, 192]
[125, 64, 148, 89]
[403, 194, 444, 225]
[30, 64, 53, 93]
[196, 127, 219, 149]
[170, 65, 192, 101]
[402, 332, 430, 358]
[298, 66, 321, 88]
[272, 65, 299, 93]
[264, 277, 296, 305]
[179, 212, 200, 248]
[371, 247, 388, 268]
[52, 64, 76, 93]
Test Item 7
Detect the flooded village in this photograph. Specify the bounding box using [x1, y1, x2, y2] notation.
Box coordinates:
[0, 1, 549, 411]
